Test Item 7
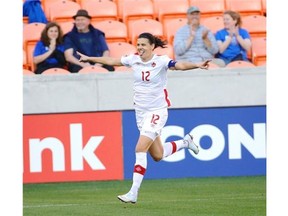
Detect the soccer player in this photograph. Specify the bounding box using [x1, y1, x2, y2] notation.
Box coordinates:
[77, 32, 210, 204]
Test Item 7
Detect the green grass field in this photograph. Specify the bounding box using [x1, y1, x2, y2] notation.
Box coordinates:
[23, 176, 266, 216]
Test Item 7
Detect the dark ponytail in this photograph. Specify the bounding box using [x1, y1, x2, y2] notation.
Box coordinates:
[138, 32, 167, 50]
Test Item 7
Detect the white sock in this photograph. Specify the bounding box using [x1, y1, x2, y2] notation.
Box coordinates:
[162, 139, 188, 158]
[130, 152, 147, 194]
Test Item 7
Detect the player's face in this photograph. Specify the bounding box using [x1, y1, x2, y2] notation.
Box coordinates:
[47, 26, 59, 40]
[136, 38, 154, 60]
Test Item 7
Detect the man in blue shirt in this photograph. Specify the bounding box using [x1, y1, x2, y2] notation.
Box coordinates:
[64, 9, 114, 72]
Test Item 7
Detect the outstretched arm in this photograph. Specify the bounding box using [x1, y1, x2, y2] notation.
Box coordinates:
[173, 59, 211, 70]
[77, 52, 123, 66]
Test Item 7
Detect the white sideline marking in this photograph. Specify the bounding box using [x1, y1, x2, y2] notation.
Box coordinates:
[24, 195, 264, 208]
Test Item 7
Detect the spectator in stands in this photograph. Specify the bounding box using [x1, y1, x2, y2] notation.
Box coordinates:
[33, 22, 66, 74]
[215, 10, 252, 65]
[173, 6, 225, 67]
[63, 9, 114, 72]
[23, 0, 48, 24]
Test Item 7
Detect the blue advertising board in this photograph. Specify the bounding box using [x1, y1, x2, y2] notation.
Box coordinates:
[122, 106, 266, 179]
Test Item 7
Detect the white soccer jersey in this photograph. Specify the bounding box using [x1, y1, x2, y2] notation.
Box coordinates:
[121, 54, 173, 111]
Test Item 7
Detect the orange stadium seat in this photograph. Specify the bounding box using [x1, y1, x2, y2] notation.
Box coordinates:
[23, 22, 46, 71]
[251, 37, 266, 66]
[242, 15, 266, 39]
[129, 19, 164, 45]
[78, 65, 109, 73]
[58, 21, 74, 35]
[108, 42, 137, 58]
[153, 0, 188, 18]
[122, 0, 155, 30]
[163, 18, 186, 45]
[261, 0, 266, 16]
[42, 0, 74, 21]
[114, 66, 133, 72]
[49, 0, 81, 23]
[155, 0, 189, 26]
[189, 0, 226, 18]
[23, 16, 29, 25]
[226, 60, 256, 68]
[117, 0, 152, 22]
[93, 20, 128, 43]
[208, 62, 221, 69]
[77, 0, 114, 7]
[23, 68, 35, 75]
[154, 44, 174, 59]
[42, 68, 71, 75]
[81, 0, 118, 23]
[23, 49, 28, 69]
[225, 0, 263, 16]
[26, 44, 37, 72]
[201, 16, 224, 35]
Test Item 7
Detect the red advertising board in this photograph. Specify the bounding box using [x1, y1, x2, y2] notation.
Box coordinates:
[23, 112, 123, 183]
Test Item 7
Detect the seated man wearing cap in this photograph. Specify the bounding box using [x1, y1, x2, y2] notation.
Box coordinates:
[173, 6, 225, 67]
[63, 9, 114, 72]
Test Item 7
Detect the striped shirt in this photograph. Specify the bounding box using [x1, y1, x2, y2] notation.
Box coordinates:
[173, 24, 218, 63]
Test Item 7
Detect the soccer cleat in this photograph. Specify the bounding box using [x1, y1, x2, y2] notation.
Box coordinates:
[184, 134, 199, 154]
[117, 191, 137, 204]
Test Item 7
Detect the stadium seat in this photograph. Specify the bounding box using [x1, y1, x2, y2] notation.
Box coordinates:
[23, 22, 46, 49]
[23, 49, 28, 69]
[42, 0, 75, 21]
[226, 60, 256, 68]
[163, 18, 186, 45]
[23, 16, 29, 25]
[251, 37, 266, 66]
[155, 0, 189, 26]
[201, 16, 224, 35]
[58, 21, 74, 35]
[154, 44, 174, 59]
[242, 15, 266, 39]
[78, 65, 109, 73]
[81, 0, 118, 23]
[115, 0, 154, 22]
[49, 0, 81, 23]
[122, 0, 155, 30]
[225, 0, 263, 16]
[108, 42, 137, 58]
[23, 22, 46, 71]
[23, 68, 35, 75]
[189, 0, 226, 18]
[114, 66, 133, 72]
[207, 62, 220, 69]
[261, 0, 266, 16]
[129, 19, 164, 45]
[93, 20, 128, 43]
[42, 68, 71, 74]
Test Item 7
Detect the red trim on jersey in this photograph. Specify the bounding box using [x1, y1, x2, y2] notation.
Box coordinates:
[164, 89, 171, 107]
[171, 141, 177, 154]
[134, 165, 146, 175]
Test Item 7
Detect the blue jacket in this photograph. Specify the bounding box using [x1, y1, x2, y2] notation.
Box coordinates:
[23, 0, 47, 24]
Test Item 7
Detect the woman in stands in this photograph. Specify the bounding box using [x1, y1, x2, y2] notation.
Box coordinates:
[215, 10, 252, 65]
[33, 22, 66, 74]
[77, 32, 210, 204]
